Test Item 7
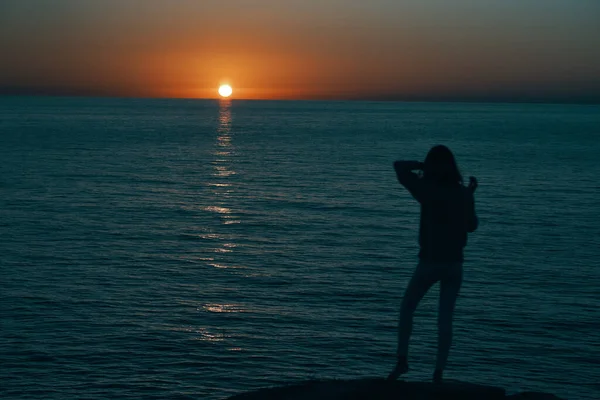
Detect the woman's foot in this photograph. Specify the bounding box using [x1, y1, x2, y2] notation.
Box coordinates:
[433, 369, 443, 384]
[387, 356, 409, 381]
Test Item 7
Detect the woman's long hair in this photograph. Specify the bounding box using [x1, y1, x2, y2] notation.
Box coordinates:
[423, 145, 463, 186]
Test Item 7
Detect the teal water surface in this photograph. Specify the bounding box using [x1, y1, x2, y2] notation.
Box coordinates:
[1, 97, 599, 399]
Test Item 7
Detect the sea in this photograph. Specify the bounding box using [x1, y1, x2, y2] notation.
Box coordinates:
[1, 96, 599, 400]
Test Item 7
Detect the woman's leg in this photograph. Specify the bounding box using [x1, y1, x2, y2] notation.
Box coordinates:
[434, 262, 463, 381]
[388, 261, 439, 380]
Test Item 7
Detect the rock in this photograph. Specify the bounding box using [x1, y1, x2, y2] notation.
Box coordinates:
[506, 393, 565, 400]
[225, 378, 509, 400]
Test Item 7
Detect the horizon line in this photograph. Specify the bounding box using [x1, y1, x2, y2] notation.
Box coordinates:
[1, 92, 600, 106]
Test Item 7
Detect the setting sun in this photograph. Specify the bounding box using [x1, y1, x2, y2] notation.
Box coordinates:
[218, 85, 233, 98]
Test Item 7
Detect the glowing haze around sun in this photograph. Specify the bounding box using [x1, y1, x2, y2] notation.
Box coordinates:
[218, 85, 233, 98]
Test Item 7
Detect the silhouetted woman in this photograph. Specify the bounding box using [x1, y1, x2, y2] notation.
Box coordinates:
[388, 145, 478, 383]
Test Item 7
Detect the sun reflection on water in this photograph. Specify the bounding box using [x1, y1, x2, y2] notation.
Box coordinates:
[195, 327, 227, 342]
[206, 182, 231, 188]
[203, 205, 231, 214]
[202, 303, 247, 313]
[207, 262, 246, 269]
[205, 100, 239, 224]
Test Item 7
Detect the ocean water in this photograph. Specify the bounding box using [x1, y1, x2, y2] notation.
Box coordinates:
[1, 97, 599, 400]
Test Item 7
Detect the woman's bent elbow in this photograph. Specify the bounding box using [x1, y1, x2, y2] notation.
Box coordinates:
[467, 218, 479, 233]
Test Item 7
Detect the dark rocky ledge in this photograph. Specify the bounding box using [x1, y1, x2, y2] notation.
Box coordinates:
[225, 378, 565, 400]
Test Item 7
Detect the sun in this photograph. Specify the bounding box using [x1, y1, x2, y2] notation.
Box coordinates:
[218, 85, 233, 98]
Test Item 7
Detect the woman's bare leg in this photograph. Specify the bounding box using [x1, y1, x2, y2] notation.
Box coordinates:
[388, 261, 438, 380]
[434, 262, 463, 382]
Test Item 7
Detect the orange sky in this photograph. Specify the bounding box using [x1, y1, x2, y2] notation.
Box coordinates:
[1, 1, 599, 101]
